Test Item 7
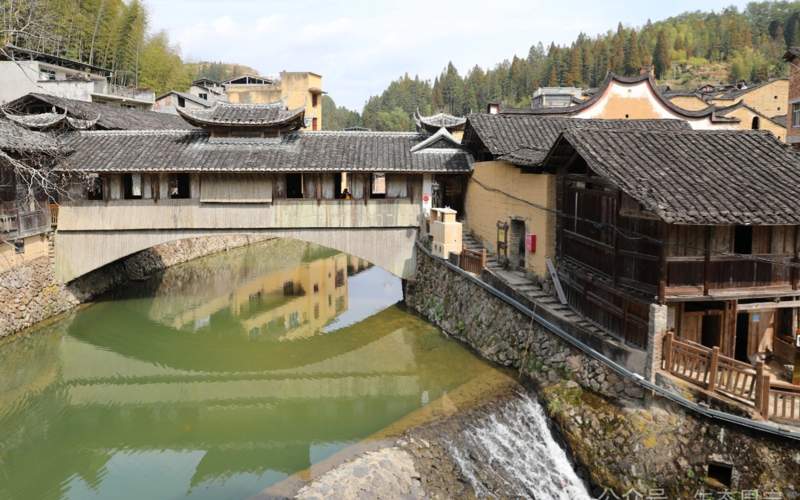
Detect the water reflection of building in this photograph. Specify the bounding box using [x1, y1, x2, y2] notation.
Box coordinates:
[142, 241, 370, 341]
[0, 240, 494, 500]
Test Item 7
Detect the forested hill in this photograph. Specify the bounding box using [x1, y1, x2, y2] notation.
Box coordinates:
[359, 1, 800, 131]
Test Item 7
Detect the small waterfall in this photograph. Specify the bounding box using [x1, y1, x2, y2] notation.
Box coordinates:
[448, 391, 591, 499]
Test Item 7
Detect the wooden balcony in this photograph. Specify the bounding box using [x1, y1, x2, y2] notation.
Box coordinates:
[665, 255, 796, 298]
[663, 332, 800, 426]
[0, 204, 51, 240]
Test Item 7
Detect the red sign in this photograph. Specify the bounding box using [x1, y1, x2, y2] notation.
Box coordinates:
[526, 234, 537, 253]
[423, 194, 430, 202]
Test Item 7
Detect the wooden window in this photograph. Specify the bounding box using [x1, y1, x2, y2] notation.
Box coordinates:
[371, 173, 386, 198]
[87, 176, 104, 201]
[199, 93, 208, 100]
[734, 225, 752, 254]
[168, 173, 191, 199]
[792, 103, 800, 128]
[122, 173, 142, 199]
[286, 174, 303, 199]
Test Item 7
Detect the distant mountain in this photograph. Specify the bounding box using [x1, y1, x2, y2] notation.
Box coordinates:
[186, 62, 263, 83]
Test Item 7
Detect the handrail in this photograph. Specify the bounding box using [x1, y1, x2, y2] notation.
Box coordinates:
[415, 240, 800, 441]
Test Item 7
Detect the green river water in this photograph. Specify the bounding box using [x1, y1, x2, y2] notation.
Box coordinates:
[0, 239, 503, 500]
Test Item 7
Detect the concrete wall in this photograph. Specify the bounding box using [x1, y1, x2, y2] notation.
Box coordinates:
[463, 161, 555, 279]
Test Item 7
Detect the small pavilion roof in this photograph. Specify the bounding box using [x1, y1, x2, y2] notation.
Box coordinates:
[176, 101, 305, 130]
[414, 110, 467, 134]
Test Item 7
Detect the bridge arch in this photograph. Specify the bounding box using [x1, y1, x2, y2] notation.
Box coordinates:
[55, 228, 417, 283]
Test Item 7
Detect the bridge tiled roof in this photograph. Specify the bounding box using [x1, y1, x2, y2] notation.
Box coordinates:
[59, 130, 473, 173]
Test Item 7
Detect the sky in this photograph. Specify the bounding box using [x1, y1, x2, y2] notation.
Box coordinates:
[144, 0, 752, 111]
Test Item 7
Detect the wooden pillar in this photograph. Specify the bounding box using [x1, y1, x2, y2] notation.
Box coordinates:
[658, 222, 668, 305]
[663, 331, 674, 371]
[707, 346, 720, 392]
[755, 361, 770, 419]
[703, 226, 712, 296]
[613, 191, 620, 286]
[793, 225, 799, 290]
[794, 331, 800, 386]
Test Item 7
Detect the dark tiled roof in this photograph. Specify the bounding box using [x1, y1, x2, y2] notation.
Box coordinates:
[176, 101, 304, 128]
[772, 114, 787, 128]
[59, 130, 473, 174]
[463, 113, 690, 166]
[414, 111, 467, 133]
[550, 128, 800, 225]
[4, 93, 195, 130]
[714, 79, 787, 100]
[0, 118, 60, 152]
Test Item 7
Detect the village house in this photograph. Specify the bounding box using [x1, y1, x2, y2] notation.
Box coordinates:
[530, 87, 586, 109]
[460, 113, 689, 278]
[541, 127, 800, 419]
[153, 91, 213, 115]
[783, 48, 800, 149]
[219, 72, 324, 130]
[188, 78, 227, 104]
[0, 118, 59, 272]
[0, 44, 155, 110]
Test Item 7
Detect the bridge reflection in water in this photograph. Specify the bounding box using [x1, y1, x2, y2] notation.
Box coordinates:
[0, 239, 500, 500]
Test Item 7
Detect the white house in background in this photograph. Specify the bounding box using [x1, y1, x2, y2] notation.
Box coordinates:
[189, 78, 227, 104]
[154, 91, 213, 115]
[0, 45, 155, 110]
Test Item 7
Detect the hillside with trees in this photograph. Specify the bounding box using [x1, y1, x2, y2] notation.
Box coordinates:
[360, 1, 800, 130]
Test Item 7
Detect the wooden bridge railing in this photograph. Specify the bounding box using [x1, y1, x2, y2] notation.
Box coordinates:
[663, 332, 800, 425]
[459, 248, 487, 275]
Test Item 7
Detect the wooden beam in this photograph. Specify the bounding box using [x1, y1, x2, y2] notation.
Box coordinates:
[736, 300, 800, 312]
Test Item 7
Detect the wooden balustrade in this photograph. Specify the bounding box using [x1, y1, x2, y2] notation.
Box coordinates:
[459, 247, 487, 275]
[662, 332, 800, 425]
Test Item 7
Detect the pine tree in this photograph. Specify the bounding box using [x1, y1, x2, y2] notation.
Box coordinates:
[624, 30, 643, 75]
[653, 29, 671, 79]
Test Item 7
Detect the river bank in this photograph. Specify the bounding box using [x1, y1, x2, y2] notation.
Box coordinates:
[0, 234, 273, 338]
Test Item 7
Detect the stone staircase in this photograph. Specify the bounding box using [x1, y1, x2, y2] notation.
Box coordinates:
[462, 233, 617, 344]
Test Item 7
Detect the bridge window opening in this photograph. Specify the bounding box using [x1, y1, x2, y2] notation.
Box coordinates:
[123, 173, 143, 199]
[371, 173, 386, 198]
[286, 174, 303, 199]
[86, 176, 104, 200]
[169, 173, 191, 199]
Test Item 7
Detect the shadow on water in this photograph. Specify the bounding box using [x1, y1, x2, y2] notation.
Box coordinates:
[0, 239, 503, 500]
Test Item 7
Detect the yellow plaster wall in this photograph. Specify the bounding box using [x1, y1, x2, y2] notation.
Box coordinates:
[224, 72, 323, 129]
[710, 80, 788, 118]
[721, 106, 786, 141]
[0, 233, 49, 274]
[463, 161, 555, 279]
[668, 95, 709, 111]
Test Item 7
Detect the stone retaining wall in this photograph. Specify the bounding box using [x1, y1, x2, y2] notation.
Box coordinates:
[0, 234, 271, 338]
[405, 248, 800, 498]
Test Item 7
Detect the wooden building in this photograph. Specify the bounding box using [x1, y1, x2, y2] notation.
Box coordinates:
[544, 127, 800, 361]
[59, 101, 472, 223]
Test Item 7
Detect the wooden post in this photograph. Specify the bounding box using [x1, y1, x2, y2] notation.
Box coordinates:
[754, 362, 770, 419]
[703, 226, 712, 296]
[663, 331, 674, 371]
[480, 248, 487, 269]
[707, 346, 720, 392]
[793, 330, 800, 386]
[793, 225, 799, 291]
[613, 191, 621, 286]
[658, 223, 668, 305]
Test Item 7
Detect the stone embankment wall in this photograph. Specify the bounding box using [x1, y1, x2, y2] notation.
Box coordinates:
[405, 248, 800, 498]
[0, 234, 270, 338]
